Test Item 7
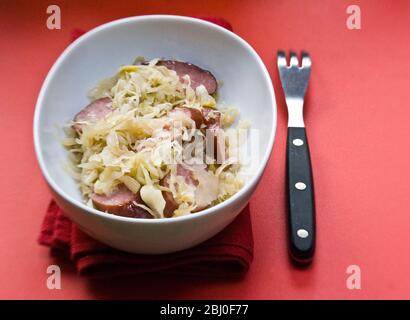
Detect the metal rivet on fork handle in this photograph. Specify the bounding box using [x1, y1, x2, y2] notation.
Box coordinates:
[292, 138, 304, 146]
[295, 182, 307, 190]
[297, 229, 309, 238]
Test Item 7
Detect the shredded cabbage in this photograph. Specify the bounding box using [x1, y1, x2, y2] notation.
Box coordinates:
[66, 58, 248, 218]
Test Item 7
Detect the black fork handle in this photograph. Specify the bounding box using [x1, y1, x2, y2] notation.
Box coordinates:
[286, 127, 315, 263]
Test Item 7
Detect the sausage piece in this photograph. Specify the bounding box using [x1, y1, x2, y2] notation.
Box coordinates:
[157, 60, 218, 94]
[201, 107, 221, 129]
[159, 164, 200, 217]
[160, 174, 180, 218]
[73, 97, 112, 132]
[159, 164, 213, 217]
[91, 184, 153, 219]
[201, 108, 225, 163]
[169, 106, 205, 129]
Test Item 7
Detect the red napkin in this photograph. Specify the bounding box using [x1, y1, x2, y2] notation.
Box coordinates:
[38, 17, 253, 279]
[39, 201, 253, 278]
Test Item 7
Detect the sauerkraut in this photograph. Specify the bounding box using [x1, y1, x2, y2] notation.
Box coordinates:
[64, 58, 248, 218]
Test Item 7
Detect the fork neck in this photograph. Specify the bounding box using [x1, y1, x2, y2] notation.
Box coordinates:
[286, 97, 305, 128]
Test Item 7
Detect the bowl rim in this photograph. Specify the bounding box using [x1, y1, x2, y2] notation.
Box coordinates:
[33, 14, 277, 224]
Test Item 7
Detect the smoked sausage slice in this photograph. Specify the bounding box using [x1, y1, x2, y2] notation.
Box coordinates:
[92, 184, 153, 219]
[73, 97, 112, 132]
[157, 60, 218, 94]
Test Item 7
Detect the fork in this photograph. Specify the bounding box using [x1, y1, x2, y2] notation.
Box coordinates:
[277, 51, 315, 263]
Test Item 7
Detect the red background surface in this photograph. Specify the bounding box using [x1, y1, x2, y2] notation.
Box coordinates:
[0, 0, 409, 299]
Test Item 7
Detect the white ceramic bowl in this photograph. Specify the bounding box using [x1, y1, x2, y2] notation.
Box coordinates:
[33, 15, 276, 254]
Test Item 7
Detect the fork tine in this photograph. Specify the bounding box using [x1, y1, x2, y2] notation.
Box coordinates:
[289, 51, 299, 67]
[277, 51, 287, 68]
[301, 51, 312, 68]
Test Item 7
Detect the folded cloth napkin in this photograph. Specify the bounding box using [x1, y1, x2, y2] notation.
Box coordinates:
[38, 17, 253, 279]
[39, 201, 253, 278]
